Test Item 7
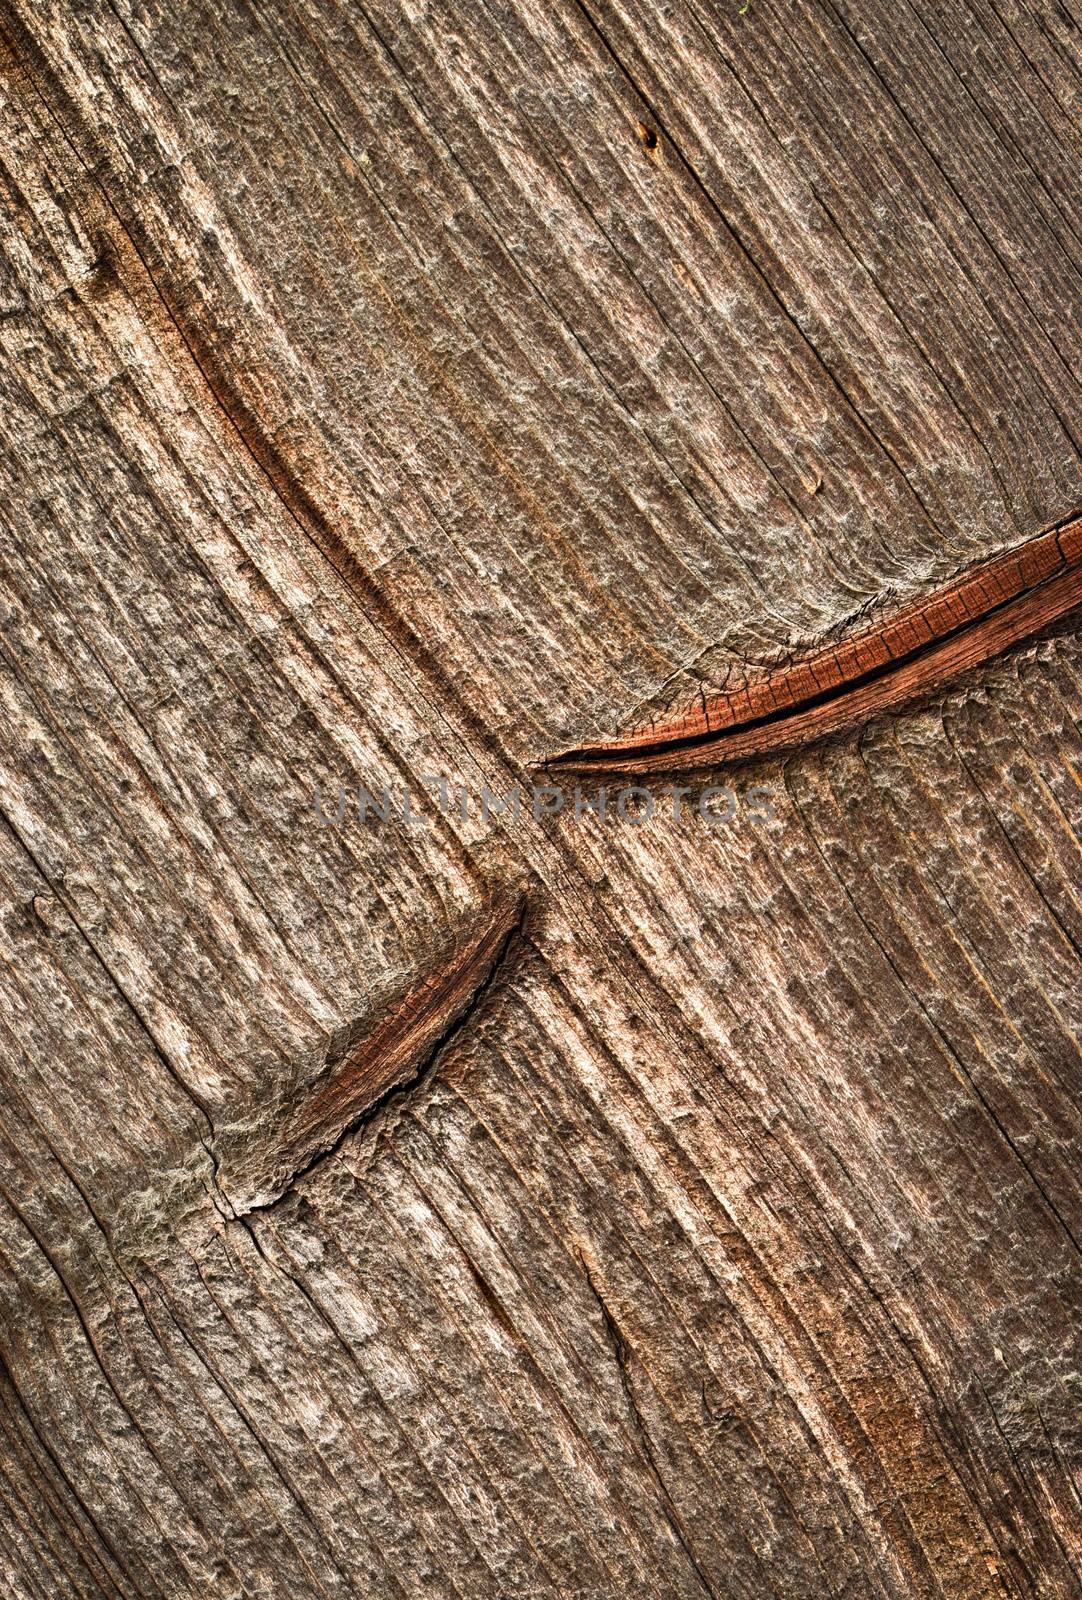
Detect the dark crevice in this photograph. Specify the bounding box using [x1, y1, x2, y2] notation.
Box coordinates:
[548, 512, 1082, 773]
[236, 898, 528, 1217]
[579, 1255, 722, 1600]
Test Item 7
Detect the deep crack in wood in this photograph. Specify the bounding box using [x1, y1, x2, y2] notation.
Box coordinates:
[215, 892, 526, 1214]
[547, 513, 1082, 773]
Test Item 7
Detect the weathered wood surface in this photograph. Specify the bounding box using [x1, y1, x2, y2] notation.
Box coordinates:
[0, 0, 1080, 1596]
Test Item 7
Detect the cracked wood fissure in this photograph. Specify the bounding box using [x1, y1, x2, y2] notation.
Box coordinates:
[2, 1, 1082, 1598]
[548, 513, 1082, 773]
[216, 893, 526, 1215]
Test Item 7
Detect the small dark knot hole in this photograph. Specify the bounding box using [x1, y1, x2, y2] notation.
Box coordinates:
[637, 122, 658, 152]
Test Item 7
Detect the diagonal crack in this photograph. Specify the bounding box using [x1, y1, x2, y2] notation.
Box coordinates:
[222, 890, 528, 1216]
[548, 512, 1082, 773]
[579, 1252, 721, 1600]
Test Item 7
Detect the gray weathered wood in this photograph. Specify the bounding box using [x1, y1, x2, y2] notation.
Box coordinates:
[0, 1, 1080, 1595]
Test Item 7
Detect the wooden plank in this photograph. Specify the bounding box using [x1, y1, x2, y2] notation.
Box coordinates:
[0, 2, 1080, 1596]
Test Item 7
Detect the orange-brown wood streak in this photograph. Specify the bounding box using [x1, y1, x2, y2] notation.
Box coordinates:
[547, 514, 1082, 774]
[216, 892, 524, 1214]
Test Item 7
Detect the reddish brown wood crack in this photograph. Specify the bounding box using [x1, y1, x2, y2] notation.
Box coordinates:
[216, 892, 525, 1215]
[547, 513, 1082, 774]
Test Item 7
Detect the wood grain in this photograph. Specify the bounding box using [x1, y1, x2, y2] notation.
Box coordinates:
[0, 1, 1080, 1597]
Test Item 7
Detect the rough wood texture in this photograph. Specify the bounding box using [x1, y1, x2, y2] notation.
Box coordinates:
[0, 1, 1080, 1597]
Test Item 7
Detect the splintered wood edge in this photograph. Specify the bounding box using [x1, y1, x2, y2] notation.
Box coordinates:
[215, 891, 526, 1215]
[545, 513, 1082, 775]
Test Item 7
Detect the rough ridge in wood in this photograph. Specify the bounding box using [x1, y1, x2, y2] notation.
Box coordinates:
[578, 1247, 722, 1600]
[548, 513, 1082, 772]
[215, 892, 526, 1215]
